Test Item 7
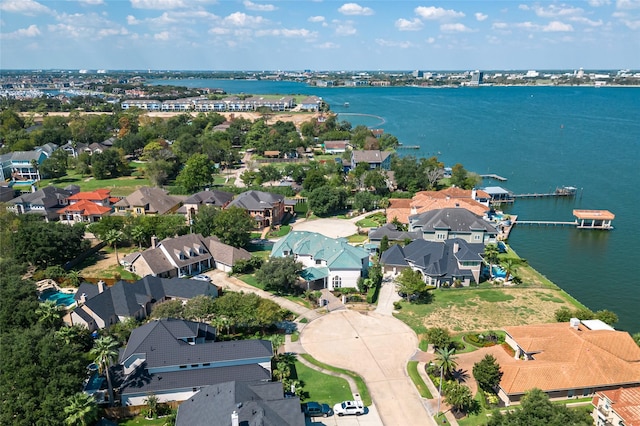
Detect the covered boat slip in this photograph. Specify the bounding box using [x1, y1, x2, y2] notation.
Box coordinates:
[573, 209, 615, 229]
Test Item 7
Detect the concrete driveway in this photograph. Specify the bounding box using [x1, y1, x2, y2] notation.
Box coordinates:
[306, 404, 383, 426]
[301, 310, 432, 426]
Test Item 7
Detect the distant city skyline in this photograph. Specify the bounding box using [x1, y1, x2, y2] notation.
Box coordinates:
[1, 0, 639, 71]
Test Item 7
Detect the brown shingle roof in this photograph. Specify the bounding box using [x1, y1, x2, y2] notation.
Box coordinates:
[204, 237, 251, 267]
[501, 323, 640, 395]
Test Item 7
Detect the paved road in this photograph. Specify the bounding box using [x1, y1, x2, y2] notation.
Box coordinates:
[374, 277, 401, 316]
[301, 310, 433, 426]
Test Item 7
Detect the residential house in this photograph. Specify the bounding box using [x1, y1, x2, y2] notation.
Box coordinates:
[176, 381, 305, 426]
[271, 231, 369, 290]
[227, 190, 285, 229]
[6, 185, 73, 221]
[386, 187, 491, 224]
[380, 238, 484, 286]
[177, 189, 234, 224]
[58, 189, 117, 224]
[120, 99, 162, 110]
[592, 387, 640, 426]
[498, 320, 640, 406]
[350, 150, 392, 171]
[482, 186, 514, 204]
[0, 143, 57, 182]
[368, 223, 421, 247]
[69, 276, 218, 331]
[409, 208, 498, 244]
[113, 186, 183, 216]
[298, 95, 323, 111]
[0, 185, 16, 202]
[115, 319, 272, 406]
[323, 140, 350, 154]
[121, 233, 251, 277]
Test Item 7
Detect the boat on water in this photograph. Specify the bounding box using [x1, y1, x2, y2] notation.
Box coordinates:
[344, 102, 349, 107]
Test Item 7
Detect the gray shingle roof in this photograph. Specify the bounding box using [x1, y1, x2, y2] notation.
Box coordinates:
[8, 186, 72, 209]
[117, 364, 271, 397]
[409, 208, 498, 235]
[204, 236, 251, 267]
[120, 319, 273, 368]
[368, 223, 421, 242]
[352, 150, 391, 164]
[176, 381, 304, 426]
[227, 190, 283, 211]
[184, 190, 234, 207]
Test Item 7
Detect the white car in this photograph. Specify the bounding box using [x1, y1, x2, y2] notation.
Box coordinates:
[190, 274, 211, 282]
[333, 400, 365, 416]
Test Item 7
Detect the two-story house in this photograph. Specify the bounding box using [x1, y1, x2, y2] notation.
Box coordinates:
[177, 189, 234, 225]
[350, 150, 392, 171]
[227, 190, 285, 229]
[113, 186, 184, 216]
[409, 208, 498, 244]
[6, 186, 74, 221]
[58, 189, 116, 224]
[115, 319, 273, 406]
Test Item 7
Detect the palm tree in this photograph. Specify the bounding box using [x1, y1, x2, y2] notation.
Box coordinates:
[64, 392, 98, 426]
[502, 258, 516, 282]
[273, 360, 291, 382]
[36, 300, 62, 328]
[269, 334, 285, 356]
[90, 336, 119, 407]
[144, 394, 160, 419]
[66, 270, 82, 287]
[103, 229, 123, 266]
[130, 225, 146, 249]
[435, 346, 458, 381]
[483, 243, 500, 278]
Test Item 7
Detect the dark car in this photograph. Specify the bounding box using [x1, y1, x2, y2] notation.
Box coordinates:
[304, 402, 333, 417]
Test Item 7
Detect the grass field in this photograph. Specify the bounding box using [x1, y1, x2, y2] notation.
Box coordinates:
[407, 361, 433, 398]
[39, 168, 151, 196]
[294, 360, 353, 405]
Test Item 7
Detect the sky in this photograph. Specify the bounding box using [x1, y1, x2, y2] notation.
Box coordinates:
[0, 0, 639, 71]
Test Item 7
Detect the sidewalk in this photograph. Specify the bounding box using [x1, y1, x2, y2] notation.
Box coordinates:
[417, 362, 459, 426]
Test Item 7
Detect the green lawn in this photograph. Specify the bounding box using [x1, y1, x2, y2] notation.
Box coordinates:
[268, 225, 291, 238]
[237, 274, 264, 289]
[38, 167, 152, 196]
[300, 353, 372, 406]
[407, 361, 433, 398]
[118, 416, 168, 426]
[294, 360, 353, 405]
[347, 234, 368, 244]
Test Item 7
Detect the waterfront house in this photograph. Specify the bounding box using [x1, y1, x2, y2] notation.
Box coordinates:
[482, 186, 514, 204]
[386, 187, 491, 224]
[227, 190, 286, 229]
[6, 185, 73, 221]
[113, 186, 183, 216]
[409, 208, 498, 244]
[175, 381, 305, 426]
[368, 223, 421, 247]
[592, 387, 640, 426]
[298, 95, 323, 111]
[380, 238, 484, 286]
[350, 150, 392, 170]
[121, 233, 251, 277]
[115, 319, 272, 406]
[0, 143, 57, 182]
[271, 231, 369, 290]
[177, 189, 234, 224]
[324, 140, 351, 154]
[498, 320, 640, 406]
[120, 99, 162, 111]
[69, 276, 218, 331]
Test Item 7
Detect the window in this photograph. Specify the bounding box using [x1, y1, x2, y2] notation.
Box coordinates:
[332, 276, 342, 288]
[474, 234, 481, 240]
[203, 363, 211, 367]
[179, 365, 187, 369]
[316, 259, 322, 265]
[191, 364, 198, 368]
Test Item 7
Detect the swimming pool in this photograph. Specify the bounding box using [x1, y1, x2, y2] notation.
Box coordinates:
[491, 265, 507, 278]
[84, 372, 105, 393]
[39, 289, 76, 307]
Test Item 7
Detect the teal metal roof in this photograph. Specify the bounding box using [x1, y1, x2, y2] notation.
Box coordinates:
[300, 267, 329, 281]
[271, 231, 368, 270]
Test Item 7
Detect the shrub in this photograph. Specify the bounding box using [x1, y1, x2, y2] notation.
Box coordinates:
[393, 301, 402, 310]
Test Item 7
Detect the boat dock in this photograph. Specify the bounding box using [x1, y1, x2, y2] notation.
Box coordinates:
[513, 186, 578, 199]
[481, 174, 508, 181]
[514, 210, 615, 230]
[516, 220, 578, 226]
[396, 145, 420, 150]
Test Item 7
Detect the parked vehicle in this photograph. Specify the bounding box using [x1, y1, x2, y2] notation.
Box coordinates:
[304, 402, 332, 417]
[190, 274, 211, 282]
[333, 400, 365, 416]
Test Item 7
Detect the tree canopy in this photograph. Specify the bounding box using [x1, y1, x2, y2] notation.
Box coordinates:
[13, 219, 90, 268]
[472, 354, 503, 392]
[255, 257, 303, 295]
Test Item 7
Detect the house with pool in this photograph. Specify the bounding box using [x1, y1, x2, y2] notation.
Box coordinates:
[409, 207, 498, 244]
[270, 231, 369, 290]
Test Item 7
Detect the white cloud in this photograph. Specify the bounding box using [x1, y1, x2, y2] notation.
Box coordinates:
[587, 0, 611, 5]
[223, 12, 265, 27]
[475, 12, 488, 21]
[395, 18, 423, 31]
[316, 41, 339, 49]
[308, 15, 325, 23]
[613, 11, 640, 27]
[131, 0, 188, 9]
[208, 27, 230, 35]
[492, 22, 509, 29]
[78, 0, 105, 5]
[154, 31, 170, 40]
[127, 15, 140, 25]
[543, 21, 574, 31]
[569, 16, 603, 26]
[426, 37, 435, 43]
[515, 21, 540, 30]
[375, 38, 413, 48]
[0, 0, 50, 15]
[440, 23, 472, 32]
[243, 1, 276, 12]
[338, 3, 374, 16]
[48, 12, 130, 39]
[255, 28, 317, 38]
[1, 24, 41, 39]
[531, 4, 584, 18]
[415, 6, 464, 20]
[335, 22, 357, 35]
[616, 0, 640, 9]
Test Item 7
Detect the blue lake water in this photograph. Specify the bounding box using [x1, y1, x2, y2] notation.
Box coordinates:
[151, 79, 640, 333]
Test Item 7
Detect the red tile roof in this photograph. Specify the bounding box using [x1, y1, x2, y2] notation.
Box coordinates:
[595, 387, 640, 426]
[58, 199, 111, 216]
[67, 189, 111, 201]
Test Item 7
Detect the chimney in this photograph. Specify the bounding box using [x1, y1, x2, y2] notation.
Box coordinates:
[231, 410, 239, 426]
[570, 318, 580, 329]
[472, 188, 477, 200]
[453, 242, 459, 253]
[97, 280, 105, 293]
[80, 293, 87, 304]
[151, 235, 158, 249]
